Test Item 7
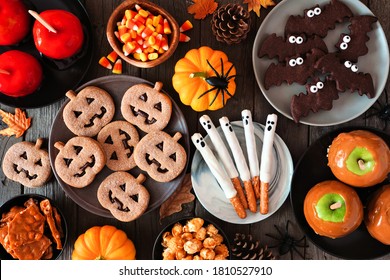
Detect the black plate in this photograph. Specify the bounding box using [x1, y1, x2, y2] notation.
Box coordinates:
[48, 75, 190, 219]
[0, 194, 68, 260]
[291, 126, 390, 259]
[0, 0, 93, 108]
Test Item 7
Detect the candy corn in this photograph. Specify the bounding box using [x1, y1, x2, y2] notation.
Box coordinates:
[98, 56, 112, 69]
[179, 20, 193, 32]
[107, 50, 118, 62]
[179, 33, 190, 42]
[112, 59, 122, 74]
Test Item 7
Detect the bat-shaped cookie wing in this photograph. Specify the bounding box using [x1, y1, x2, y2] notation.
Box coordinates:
[285, 0, 353, 38]
[315, 53, 375, 98]
[335, 15, 378, 62]
[291, 77, 339, 123]
[264, 48, 326, 90]
[258, 33, 328, 62]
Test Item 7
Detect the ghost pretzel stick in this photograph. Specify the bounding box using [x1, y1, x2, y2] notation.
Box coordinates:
[199, 115, 248, 209]
[191, 133, 246, 219]
[219, 117, 257, 213]
[260, 114, 278, 214]
[242, 110, 261, 199]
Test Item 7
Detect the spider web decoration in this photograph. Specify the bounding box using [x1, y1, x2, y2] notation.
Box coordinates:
[266, 220, 308, 260]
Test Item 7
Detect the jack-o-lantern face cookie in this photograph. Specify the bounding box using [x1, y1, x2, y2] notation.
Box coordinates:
[63, 86, 115, 137]
[97, 120, 139, 171]
[54, 136, 106, 188]
[97, 172, 150, 222]
[120, 82, 172, 133]
[134, 131, 187, 182]
[2, 138, 51, 188]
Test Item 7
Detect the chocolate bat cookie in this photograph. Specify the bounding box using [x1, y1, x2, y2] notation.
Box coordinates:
[285, 0, 353, 38]
[258, 33, 328, 62]
[291, 77, 339, 123]
[335, 15, 378, 62]
[315, 53, 375, 98]
[264, 48, 326, 90]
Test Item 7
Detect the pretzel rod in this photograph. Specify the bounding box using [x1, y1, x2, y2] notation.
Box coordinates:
[219, 117, 257, 213]
[191, 133, 246, 219]
[242, 109, 261, 199]
[260, 114, 278, 214]
[199, 115, 247, 208]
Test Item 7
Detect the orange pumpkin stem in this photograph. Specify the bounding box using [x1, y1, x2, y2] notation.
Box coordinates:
[189, 72, 207, 79]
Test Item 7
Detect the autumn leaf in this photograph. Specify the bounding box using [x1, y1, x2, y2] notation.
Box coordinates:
[0, 108, 31, 138]
[159, 173, 195, 221]
[243, 0, 276, 17]
[188, 0, 218, 20]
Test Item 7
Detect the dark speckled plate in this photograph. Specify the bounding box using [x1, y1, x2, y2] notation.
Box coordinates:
[48, 75, 190, 218]
[0, 0, 93, 108]
[291, 126, 390, 259]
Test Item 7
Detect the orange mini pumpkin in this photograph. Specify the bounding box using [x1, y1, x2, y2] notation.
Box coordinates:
[172, 46, 236, 112]
[304, 180, 363, 239]
[72, 225, 136, 260]
[327, 130, 390, 187]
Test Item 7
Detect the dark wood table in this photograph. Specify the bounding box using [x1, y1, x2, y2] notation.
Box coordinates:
[1, 0, 389, 260]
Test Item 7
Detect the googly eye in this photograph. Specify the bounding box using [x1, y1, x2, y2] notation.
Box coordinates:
[288, 36, 296, 43]
[314, 7, 321, 15]
[351, 64, 359, 72]
[296, 36, 304, 44]
[310, 85, 318, 93]
[316, 81, 324, 89]
[344, 61, 352, 68]
[343, 35, 351, 43]
[289, 59, 297, 67]
[307, 10, 315, 17]
[296, 57, 304, 65]
[340, 42, 348, 50]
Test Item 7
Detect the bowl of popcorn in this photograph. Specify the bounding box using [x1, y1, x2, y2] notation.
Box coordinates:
[106, 0, 179, 68]
[0, 194, 67, 260]
[153, 217, 231, 260]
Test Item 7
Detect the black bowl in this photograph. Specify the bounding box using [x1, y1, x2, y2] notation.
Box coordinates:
[152, 216, 231, 260]
[0, 194, 68, 260]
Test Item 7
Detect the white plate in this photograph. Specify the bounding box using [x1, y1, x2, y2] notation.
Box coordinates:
[252, 0, 389, 126]
[191, 121, 293, 224]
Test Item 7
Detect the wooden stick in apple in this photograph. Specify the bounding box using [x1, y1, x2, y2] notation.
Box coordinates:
[199, 115, 248, 209]
[191, 133, 246, 219]
[242, 109, 261, 199]
[219, 116, 257, 213]
[28, 10, 57, 33]
[260, 113, 278, 214]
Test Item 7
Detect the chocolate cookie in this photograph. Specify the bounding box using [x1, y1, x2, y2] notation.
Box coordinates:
[63, 86, 115, 137]
[2, 138, 51, 188]
[54, 136, 106, 188]
[134, 131, 187, 182]
[285, 0, 353, 38]
[97, 172, 150, 222]
[121, 82, 172, 133]
[97, 120, 139, 171]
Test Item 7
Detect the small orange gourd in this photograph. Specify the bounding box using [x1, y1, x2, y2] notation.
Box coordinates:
[72, 225, 136, 260]
[172, 46, 236, 112]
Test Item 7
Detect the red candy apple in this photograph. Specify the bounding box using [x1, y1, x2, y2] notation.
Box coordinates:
[32, 10, 84, 60]
[0, 50, 43, 97]
[0, 0, 30, 45]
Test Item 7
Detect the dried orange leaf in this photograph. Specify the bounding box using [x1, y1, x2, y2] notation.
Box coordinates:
[188, 0, 218, 20]
[0, 108, 31, 138]
[243, 0, 276, 17]
[159, 173, 195, 221]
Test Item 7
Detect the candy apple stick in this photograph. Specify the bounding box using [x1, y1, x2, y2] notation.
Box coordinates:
[0, 69, 10, 75]
[28, 10, 57, 33]
[199, 115, 248, 209]
[191, 133, 246, 219]
[242, 109, 261, 199]
[260, 114, 278, 214]
[219, 117, 257, 213]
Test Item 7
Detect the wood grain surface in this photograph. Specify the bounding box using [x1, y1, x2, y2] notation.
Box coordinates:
[0, 0, 389, 260]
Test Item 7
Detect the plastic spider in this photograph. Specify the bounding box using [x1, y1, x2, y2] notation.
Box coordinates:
[197, 58, 236, 107]
[365, 89, 390, 129]
[266, 220, 308, 260]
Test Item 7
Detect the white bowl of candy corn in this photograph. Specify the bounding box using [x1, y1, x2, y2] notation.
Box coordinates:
[106, 0, 179, 68]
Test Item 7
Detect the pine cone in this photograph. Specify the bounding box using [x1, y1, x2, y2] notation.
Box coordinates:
[211, 4, 251, 45]
[232, 233, 276, 260]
